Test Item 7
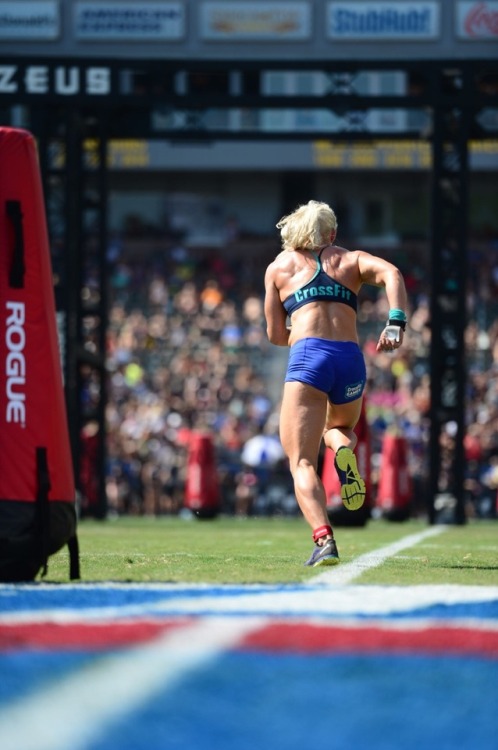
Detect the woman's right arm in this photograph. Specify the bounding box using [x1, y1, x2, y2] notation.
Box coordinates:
[264, 264, 290, 346]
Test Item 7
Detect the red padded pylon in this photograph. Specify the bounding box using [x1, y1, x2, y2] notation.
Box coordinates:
[184, 431, 220, 517]
[376, 432, 412, 518]
[0, 127, 75, 504]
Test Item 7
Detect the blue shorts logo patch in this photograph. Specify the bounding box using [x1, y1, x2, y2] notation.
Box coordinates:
[345, 382, 363, 400]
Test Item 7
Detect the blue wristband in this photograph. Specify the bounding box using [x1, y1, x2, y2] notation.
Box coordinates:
[388, 308, 407, 322]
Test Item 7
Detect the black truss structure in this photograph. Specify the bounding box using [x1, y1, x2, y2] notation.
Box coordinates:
[1, 57, 497, 522]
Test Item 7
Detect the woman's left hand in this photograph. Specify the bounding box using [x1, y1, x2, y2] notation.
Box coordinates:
[376, 325, 404, 352]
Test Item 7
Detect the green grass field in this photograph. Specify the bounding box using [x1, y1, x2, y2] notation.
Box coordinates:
[44, 516, 498, 586]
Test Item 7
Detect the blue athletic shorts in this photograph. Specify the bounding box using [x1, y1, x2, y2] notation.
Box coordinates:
[285, 337, 366, 404]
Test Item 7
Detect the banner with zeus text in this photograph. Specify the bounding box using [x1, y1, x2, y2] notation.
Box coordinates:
[0, 127, 78, 581]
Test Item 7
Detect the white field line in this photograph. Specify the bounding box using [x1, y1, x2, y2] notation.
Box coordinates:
[311, 526, 446, 585]
[0, 615, 265, 750]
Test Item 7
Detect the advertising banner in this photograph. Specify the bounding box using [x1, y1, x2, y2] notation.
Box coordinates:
[0, 0, 59, 40]
[456, 1, 498, 39]
[74, 1, 185, 41]
[327, 1, 440, 40]
[200, 1, 311, 41]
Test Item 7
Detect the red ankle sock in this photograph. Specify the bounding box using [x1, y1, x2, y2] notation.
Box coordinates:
[312, 524, 333, 544]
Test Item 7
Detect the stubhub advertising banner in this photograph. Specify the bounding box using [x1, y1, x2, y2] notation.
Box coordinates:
[327, 1, 440, 40]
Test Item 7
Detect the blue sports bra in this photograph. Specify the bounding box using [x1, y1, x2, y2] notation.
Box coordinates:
[282, 249, 357, 316]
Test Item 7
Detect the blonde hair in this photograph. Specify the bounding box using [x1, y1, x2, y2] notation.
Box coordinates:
[276, 200, 337, 252]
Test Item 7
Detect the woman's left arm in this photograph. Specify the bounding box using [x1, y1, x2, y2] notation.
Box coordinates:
[357, 252, 408, 309]
[357, 251, 409, 352]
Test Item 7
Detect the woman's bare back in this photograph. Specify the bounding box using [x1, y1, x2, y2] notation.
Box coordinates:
[270, 245, 362, 345]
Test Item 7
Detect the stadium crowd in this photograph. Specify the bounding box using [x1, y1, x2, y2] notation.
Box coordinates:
[80, 222, 498, 521]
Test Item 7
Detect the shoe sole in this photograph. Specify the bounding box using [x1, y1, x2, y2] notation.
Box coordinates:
[335, 448, 366, 511]
[312, 554, 340, 567]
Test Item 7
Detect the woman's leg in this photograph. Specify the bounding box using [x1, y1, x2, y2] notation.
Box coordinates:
[322, 398, 363, 452]
[279, 380, 330, 533]
[323, 397, 366, 510]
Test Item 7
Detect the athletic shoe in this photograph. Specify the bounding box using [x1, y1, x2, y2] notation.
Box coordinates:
[334, 446, 366, 511]
[304, 537, 340, 567]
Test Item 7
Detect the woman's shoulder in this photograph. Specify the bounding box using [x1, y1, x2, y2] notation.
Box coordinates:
[275, 247, 295, 261]
[267, 249, 298, 272]
[328, 243, 354, 255]
[322, 244, 358, 265]
[265, 249, 305, 288]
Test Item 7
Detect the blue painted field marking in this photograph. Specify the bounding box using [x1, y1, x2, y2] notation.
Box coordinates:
[1, 582, 498, 621]
[0, 525, 496, 750]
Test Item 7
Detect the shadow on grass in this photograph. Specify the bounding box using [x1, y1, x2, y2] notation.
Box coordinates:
[437, 564, 498, 571]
